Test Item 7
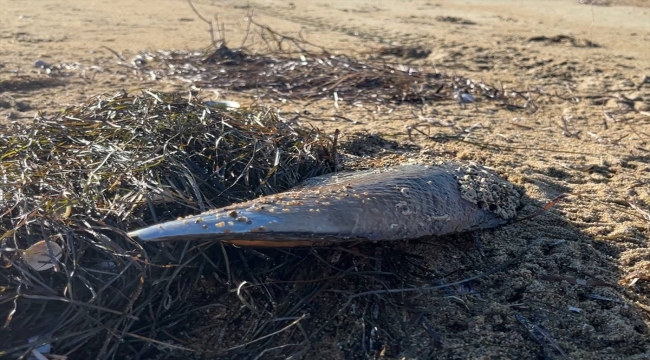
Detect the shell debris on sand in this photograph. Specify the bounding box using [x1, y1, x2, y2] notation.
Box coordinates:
[127, 162, 521, 246]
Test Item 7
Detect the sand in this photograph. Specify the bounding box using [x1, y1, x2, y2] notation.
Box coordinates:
[1, 0, 649, 358]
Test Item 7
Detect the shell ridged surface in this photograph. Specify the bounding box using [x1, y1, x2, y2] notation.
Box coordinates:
[127, 163, 520, 245]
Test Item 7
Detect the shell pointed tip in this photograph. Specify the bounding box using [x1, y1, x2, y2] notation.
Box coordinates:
[127, 228, 153, 241]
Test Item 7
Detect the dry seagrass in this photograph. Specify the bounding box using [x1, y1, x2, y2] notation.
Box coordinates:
[128, 162, 521, 246]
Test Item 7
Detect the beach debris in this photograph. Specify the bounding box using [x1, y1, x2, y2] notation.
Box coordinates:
[129, 45, 529, 109]
[528, 34, 600, 48]
[373, 45, 432, 59]
[435, 16, 477, 25]
[515, 313, 567, 359]
[21, 240, 62, 271]
[205, 100, 241, 109]
[456, 91, 475, 104]
[26, 336, 52, 360]
[128, 162, 521, 246]
[33, 59, 54, 75]
[587, 294, 628, 308]
[131, 54, 147, 67]
[578, 0, 611, 6]
[540, 274, 618, 288]
[33, 60, 50, 69]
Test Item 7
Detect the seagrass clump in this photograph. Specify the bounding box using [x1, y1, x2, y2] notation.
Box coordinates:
[0, 90, 335, 359]
[135, 46, 501, 105]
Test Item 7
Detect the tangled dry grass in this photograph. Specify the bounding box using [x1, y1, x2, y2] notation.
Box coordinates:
[132, 43, 545, 113]
[0, 90, 335, 359]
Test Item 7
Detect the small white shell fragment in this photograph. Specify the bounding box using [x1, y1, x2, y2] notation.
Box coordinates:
[22, 240, 63, 271]
[568, 306, 582, 313]
[205, 100, 240, 109]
